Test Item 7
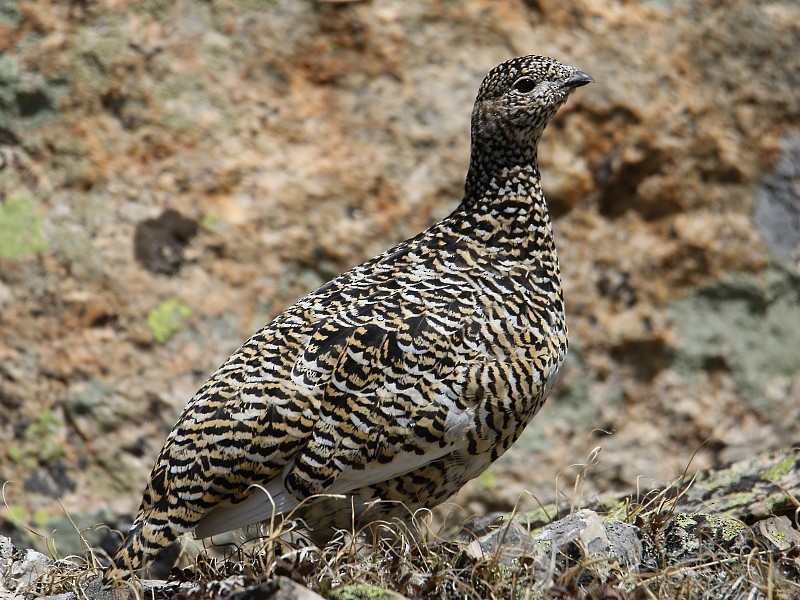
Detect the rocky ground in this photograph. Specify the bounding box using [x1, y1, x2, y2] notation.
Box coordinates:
[2, 446, 798, 598]
[0, 0, 798, 595]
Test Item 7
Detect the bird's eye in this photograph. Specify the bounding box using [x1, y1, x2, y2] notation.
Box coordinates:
[513, 77, 536, 93]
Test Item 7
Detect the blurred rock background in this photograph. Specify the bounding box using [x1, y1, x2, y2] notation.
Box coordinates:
[0, 0, 798, 560]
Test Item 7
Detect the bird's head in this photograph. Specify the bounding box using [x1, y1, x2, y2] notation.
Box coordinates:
[471, 55, 593, 156]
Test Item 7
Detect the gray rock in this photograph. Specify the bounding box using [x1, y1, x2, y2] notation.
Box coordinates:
[530, 509, 642, 584]
[8, 548, 51, 592]
[464, 509, 642, 586]
[22, 576, 108, 600]
[757, 515, 800, 553]
[464, 520, 539, 565]
[0, 536, 18, 598]
[663, 512, 751, 563]
[606, 520, 643, 571]
[754, 135, 800, 262]
[229, 576, 325, 600]
[0, 535, 13, 568]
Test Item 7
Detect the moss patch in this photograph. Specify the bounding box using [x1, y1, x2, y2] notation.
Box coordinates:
[147, 299, 192, 344]
[763, 456, 798, 482]
[331, 584, 397, 600]
[0, 196, 49, 258]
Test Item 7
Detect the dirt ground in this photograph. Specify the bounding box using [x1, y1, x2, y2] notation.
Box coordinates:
[0, 0, 798, 560]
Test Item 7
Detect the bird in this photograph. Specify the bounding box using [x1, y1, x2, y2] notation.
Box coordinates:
[104, 54, 593, 582]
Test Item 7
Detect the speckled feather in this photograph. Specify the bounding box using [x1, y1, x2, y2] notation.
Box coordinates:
[106, 54, 592, 581]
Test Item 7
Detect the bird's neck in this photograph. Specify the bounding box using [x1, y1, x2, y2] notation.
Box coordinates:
[448, 152, 557, 261]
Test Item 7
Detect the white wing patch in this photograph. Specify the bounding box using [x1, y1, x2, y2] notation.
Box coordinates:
[194, 474, 297, 539]
[192, 405, 473, 540]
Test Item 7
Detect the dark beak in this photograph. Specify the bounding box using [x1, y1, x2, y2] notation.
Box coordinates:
[563, 70, 594, 90]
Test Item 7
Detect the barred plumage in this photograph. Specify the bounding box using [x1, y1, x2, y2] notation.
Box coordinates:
[105, 54, 592, 581]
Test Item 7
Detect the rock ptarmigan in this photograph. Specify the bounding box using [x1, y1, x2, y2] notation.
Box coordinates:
[105, 54, 592, 582]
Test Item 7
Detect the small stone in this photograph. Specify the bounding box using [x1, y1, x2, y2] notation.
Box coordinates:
[0, 536, 15, 595]
[230, 576, 326, 600]
[464, 520, 538, 565]
[133, 208, 199, 275]
[465, 510, 642, 585]
[0, 535, 13, 564]
[8, 548, 52, 591]
[35, 577, 111, 600]
[757, 515, 800, 552]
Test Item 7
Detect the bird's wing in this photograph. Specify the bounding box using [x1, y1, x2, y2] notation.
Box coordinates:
[139, 233, 529, 544]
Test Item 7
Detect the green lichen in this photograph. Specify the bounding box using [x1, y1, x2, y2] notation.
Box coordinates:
[0, 2, 22, 27]
[5, 505, 27, 527]
[767, 492, 790, 512]
[24, 410, 64, 462]
[669, 266, 800, 402]
[769, 529, 787, 542]
[479, 470, 497, 489]
[147, 299, 192, 343]
[598, 499, 630, 523]
[536, 538, 552, 554]
[701, 514, 746, 542]
[694, 464, 741, 490]
[670, 513, 746, 544]
[718, 491, 760, 515]
[0, 196, 49, 258]
[201, 212, 222, 233]
[6, 445, 24, 463]
[672, 513, 697, 528]
[763, 456, 797, 482]
[331, 584, 396, 600]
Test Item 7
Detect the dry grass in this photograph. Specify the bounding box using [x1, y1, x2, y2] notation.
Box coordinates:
[158, 498, 798, 600]
[5, 449, 799, 599]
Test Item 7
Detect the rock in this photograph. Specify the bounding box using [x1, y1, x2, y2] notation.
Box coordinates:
[756, 516, 800, 580]
[150, 575, 323, 600]
[529, 509, 642, 585]
[8, 548, 51, 592]
[757, 516, 800, 555]
[225, 576, 324, 600]
[0, 535, 12, 570]
[663, 513, 750, 562]
[464, 509, 642, 585]
[754, 135, 800, 263]
[464, 520, 538, 564]
[133, 208, 200, 275]
[657, 447, 799, 520]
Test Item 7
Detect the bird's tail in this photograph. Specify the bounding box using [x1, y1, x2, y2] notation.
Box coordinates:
[102, 508, 187, 585]
[102, 460, 200, 585]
